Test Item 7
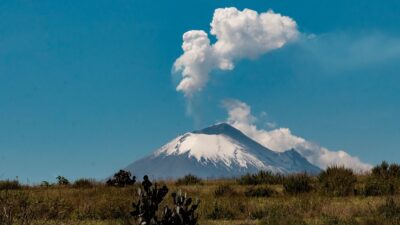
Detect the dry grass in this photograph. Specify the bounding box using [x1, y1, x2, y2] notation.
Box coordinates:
[1, 177, 400, 224]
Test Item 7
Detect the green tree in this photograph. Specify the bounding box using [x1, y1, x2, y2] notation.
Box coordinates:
[56, 176, 70, 185]
[106, 170, 136, 187]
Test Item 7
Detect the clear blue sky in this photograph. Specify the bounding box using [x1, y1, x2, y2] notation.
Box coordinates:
[0, 0, 399, 183]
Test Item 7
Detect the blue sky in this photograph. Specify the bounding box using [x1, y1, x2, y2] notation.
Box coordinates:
[0, 0, 399, 183]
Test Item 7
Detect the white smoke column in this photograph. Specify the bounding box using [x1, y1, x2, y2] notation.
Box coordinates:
[174, 7, 299, 97]
[222, 99, 372, 172]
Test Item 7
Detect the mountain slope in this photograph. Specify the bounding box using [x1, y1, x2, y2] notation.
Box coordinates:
[125, 123, 321, 179]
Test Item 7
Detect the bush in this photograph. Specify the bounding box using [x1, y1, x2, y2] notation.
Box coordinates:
[372, 161, 400, 178]
[260, 216, 307, 225]
[106, 170, 135, 187]
[237, 171, 284, 185]
[206, 201, 234, 220]
[0, 180, 21, 190]
[284, 173, 313, 194]
[0, 191, 33, 225]
[377, 197, 400, 219]
[56, 176, 70, 185]
[363, 177, 396, 196]
[249, 208, 267, 220]
[176, 174, 202, 185]
[214, 184, 235, 197]
[363, 161, 400, 196]
[259, 205, 306, 225]
[40, 181, 51, 187]
[73, 178, 95, 188]
[319, 166, 357, 196]
[244, 187, 274, 197]
[322, 216, 359, 225]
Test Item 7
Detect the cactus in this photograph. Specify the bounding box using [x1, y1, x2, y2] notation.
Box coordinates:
[162, 190, 200, 224]
[131, 175, 200, 225]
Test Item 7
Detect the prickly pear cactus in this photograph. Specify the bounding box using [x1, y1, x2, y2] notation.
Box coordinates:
[131, 175, 168, 224]
[131, 175, 200, 225]
[160, 190, 200, 225]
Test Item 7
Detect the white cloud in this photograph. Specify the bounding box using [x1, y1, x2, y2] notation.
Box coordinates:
[222, 99, 372, 172]
[174, 7, 299, 97]
[292, 32, 400, 75]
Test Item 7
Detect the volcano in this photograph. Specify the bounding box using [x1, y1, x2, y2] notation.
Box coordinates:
[124, 123, 321, 179]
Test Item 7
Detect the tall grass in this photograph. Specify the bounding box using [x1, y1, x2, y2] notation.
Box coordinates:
[0, 180, 21, 190]
[2, 163, 400, 224]
[237, 171, 284, 185]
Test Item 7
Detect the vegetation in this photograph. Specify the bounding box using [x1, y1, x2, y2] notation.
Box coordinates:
[56, 176, 70, 186]
[175, 174, 202, 186]
[0, 180, 21, 190]
[318, 166, 357, 196]
[213, 184, 235, 197]
[131, 175, 200, 225]
[206, 201, 234, 220]
[106, 170, 136, 187]
[283, 173, 312, 194]
[237, 171, 284, 185]
[2, 162, 400, 224]
[363, 161, 400, 196]
[244, 187, 274, 197]
[73, 178, 95, 188]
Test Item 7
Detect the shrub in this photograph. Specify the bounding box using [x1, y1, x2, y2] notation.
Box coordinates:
[377, 197, 400, 220]
[0, 191, 40, 225]
[214, 184, 235, 197]
[363, 161, 400, 196]
[237, 171, 284, 185]
[206, 201, 234, 220]
[73, 178, 94, 188]
[259, 205, 306, 225]
[237, 173, 256, 185]
[284, 173, 313, 194]
[363, 177, 396, 196]
[106, 170, 135, 187]
[176, 174, 202, 185]
[319, 166, 357, 196]
[322, 216, 359, 225]
[372, 161, 389, 177]
[56, 176, 70, 185]
[0, 180, 21, 190]
[249, 208, 267, 220]
[388, 163, 400, 177]
[244, 187, 274, 197]
[40, 181, 51, 187]
[131, 175, 200, 225]
[260, 216, 307, 225]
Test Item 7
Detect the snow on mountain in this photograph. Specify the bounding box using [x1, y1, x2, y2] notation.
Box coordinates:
[124, 123, 321, 179]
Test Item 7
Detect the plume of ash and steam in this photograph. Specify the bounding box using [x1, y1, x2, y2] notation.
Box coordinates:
[174, 7, 299, 97]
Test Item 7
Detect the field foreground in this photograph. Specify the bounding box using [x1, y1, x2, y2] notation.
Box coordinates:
[1, 176, 400, 225]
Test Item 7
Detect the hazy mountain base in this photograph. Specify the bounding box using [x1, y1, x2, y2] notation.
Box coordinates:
[0, 180, 397, 225]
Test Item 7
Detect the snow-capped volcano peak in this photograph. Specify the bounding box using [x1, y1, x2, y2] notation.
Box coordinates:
[155, 123, 266, 169]
[193, 122, 243, 135]
[125, 123, 321, 179]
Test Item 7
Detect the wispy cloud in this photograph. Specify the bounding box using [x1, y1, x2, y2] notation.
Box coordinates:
[174, 7, 299, 97]
[294, 32, 400, 74]
[222, 99, 372, 171]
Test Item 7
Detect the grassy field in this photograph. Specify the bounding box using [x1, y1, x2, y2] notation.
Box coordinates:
[0, 180, 400, 224]
[2, 164, 400, 225]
